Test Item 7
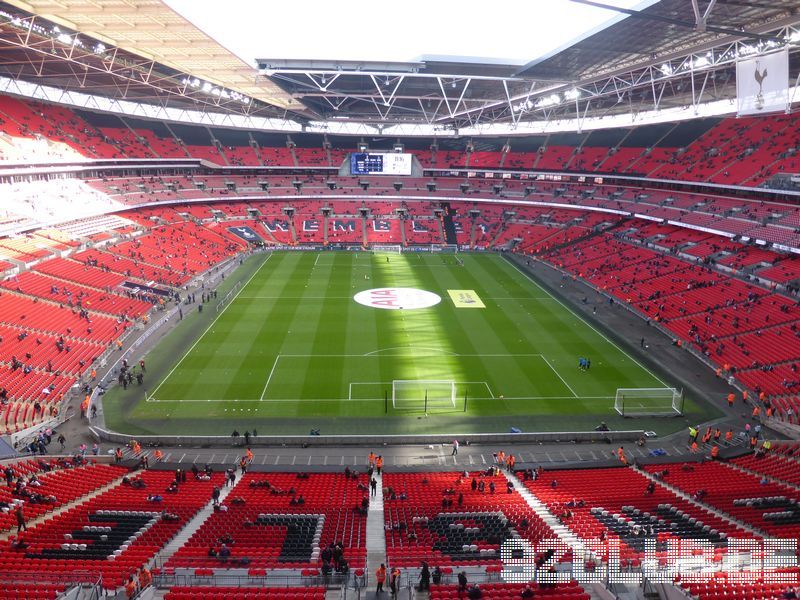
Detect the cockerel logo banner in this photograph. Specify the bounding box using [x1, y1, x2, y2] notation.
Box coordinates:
[736, 50, 789, 116]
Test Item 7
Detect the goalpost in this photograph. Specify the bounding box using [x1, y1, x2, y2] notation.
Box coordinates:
[392, 380, 456, 411]
[614, 387, 684, 417]
[372, 244, 402, 255]
[431, 244, 459, 253]
[215, 281, 242, 313]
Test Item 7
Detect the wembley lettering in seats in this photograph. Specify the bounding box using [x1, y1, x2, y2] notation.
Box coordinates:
[25, 511, 160, 561]
[353, 288, 441, 310]
[255, 514, 324, 562]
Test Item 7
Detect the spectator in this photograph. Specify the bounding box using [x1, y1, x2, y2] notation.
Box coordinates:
[418, 562, 430, 591]
[124, 575, 137, 599]
[458, 571, 468, 592]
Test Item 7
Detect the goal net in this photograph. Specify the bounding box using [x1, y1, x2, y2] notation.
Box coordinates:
[372, 245, 402, 255]
[614, 387, 683, 417]
[215, 281, 242, 313]
[431, 244, 459, 253]
[392, 380, 456, 411]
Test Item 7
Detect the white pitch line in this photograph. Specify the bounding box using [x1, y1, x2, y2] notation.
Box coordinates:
[504, 257, 668, 387]
[540, 355, 579, 398]
[146, 394, 616, 404]
[364, 346, 460, 356]
[235, 296, 557, 300]
[274, 352, 544, 358]
[147, 253, 273, 401]
[259, 355, 281, 400]
[477, 381, 495, 399]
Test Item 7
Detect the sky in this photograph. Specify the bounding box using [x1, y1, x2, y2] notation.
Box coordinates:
[164, 0, 647, 67]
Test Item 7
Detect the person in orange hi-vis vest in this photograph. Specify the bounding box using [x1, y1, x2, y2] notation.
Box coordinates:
[138, 566, 152, 589]
[124, 576, 137, 599]
[711, 445, 719, 459]
[375, 564, 387, 593]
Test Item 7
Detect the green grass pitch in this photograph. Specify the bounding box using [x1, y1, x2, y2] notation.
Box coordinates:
[102, 252, 716, 436]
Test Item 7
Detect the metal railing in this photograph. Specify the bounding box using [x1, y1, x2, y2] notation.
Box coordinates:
[152, 569, 362, 590]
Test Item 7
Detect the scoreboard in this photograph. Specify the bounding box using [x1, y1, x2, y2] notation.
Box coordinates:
[350, 152, 412, 175]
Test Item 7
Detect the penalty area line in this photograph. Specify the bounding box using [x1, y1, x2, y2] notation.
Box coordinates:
[259, 355, 281, 401]
[147, 253, 273, 400]
[504, 257, 669, 388]
[540, 355, 578, 398]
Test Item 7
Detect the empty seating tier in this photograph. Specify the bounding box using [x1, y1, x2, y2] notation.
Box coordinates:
[641, 462, 800, 538]
[165, 586, 326, 600]
[0, 469, 224, 590]
[167, 472, 367, 571]
[382, 472, 554, 568]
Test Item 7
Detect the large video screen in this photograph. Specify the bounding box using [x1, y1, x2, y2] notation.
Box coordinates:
[350, 152, 412, 176]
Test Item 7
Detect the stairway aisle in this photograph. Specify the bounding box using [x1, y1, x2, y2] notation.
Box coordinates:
[157, 474, 241, 563]
[365, 471, 387, 592]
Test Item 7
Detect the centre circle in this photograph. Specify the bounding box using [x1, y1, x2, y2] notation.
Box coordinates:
[353, 287, 441, 310]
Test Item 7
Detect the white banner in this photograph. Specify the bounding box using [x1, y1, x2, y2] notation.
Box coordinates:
[737, 50, 789, 116]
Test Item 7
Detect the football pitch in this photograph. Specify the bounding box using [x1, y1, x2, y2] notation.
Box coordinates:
[103, 251, 716, 436]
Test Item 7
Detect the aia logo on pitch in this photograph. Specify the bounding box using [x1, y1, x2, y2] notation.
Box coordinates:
[354, 288, 441, 310]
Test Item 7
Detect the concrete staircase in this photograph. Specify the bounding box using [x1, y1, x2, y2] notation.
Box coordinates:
[366, 471, 386, 592]
[503, 470, 583, 551]
[157, 475, 241, 563]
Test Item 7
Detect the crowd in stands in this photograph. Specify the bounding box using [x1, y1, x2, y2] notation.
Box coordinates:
[0, 204, 246, 434]
[3, 187, 800, 429]
[1, 454, 797, 599]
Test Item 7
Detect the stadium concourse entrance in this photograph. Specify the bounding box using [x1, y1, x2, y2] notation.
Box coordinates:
[91, 248, 735, 444]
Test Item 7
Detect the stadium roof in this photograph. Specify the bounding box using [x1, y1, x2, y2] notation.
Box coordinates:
[255, 1, 800, 129]
[517, 0, 800, 80]
[0, 0, 798, 133]
[0, 0, 304, 113]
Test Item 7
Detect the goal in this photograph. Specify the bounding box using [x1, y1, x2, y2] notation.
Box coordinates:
[372, 245, 402, 255]
[215, 281, 242, 313]
[392, 380, 456, 411]
[614, 387, 683, 417]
